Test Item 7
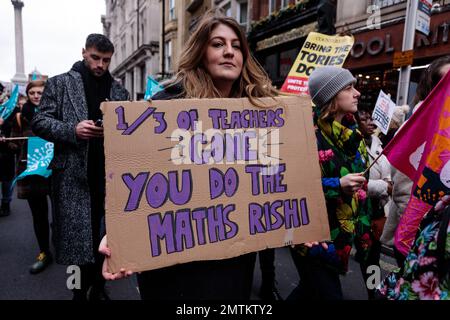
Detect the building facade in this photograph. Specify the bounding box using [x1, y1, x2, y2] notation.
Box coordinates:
[159, 0, 213, 79]
[159, 0, 251, 79]
[247, 0, 332, 88]
[102, 0, 160, 99]
[336, 0, 450, 108]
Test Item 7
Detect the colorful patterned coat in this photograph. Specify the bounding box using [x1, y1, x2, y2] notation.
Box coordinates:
[377, 206, 449, 300]
[304, 113, 376, 273]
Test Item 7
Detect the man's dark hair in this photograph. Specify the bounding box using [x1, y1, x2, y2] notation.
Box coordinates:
[85, 33, 115, 53]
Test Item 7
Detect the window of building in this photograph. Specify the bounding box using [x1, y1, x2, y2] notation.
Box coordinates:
[265, 53, 278, 80]
[130, 23, 135, 51]
[169, 0, 176, 20]
[140, 9, 147, 45]
[281, 0, 290, 8]
[140, 64, 147, 99]
[222, 2, 232, 17]
[238, 1, 248, 26]
[131, 70, 135, 99]
[373, 0, 406, 8]
[269, 0, 276, 14]
[121, 34, 126, 60]
[165, 40, 172, 73]
[120, 2, 126, 25]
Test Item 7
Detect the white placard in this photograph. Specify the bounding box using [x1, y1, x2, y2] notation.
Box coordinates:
[372, 90, 396, 135]
[416, 0, 432, 35]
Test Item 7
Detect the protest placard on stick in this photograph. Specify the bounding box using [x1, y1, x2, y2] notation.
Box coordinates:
[372, 90, 396, 135]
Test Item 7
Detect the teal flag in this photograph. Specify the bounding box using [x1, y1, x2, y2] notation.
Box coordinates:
[31, 72, 38, 80]
[12, 137, 54, 186]
[0, 85, 19, 120]
[144, 76, 163, 100]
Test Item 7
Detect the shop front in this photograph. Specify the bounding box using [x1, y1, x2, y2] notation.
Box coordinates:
[251, 22, 317, 88]
[344, 8, 450, 109]
[247, 0, 322, 88]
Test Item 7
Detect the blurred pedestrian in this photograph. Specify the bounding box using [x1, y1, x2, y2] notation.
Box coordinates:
[0, 95, 20, 217]
[99, 11, 279, 300]
[10, 80, 53, 274]
[32, 34, 129, 300]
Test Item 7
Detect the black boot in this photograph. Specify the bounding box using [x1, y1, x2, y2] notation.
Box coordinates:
[0, 202, 10, 217]
[30, 251, 53, 274]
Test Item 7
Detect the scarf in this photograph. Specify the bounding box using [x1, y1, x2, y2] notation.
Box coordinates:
[71, 61, 112, 120]
[317, 114, 365, 160]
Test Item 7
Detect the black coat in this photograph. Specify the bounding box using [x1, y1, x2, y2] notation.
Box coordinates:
[32, 69, 129, 265]
[136, 84, 257, 300]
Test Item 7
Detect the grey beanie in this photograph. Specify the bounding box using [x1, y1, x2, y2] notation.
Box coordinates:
[308, 66, 356, 107]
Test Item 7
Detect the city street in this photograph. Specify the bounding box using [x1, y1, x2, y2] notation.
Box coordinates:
[0, 193, 397, 300]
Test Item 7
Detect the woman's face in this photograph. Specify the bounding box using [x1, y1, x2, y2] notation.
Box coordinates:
[357, 111, 376, 137]
[202, 23, 244, 86]
[335, 84, 360, 115]
[28, 86, 44, 105]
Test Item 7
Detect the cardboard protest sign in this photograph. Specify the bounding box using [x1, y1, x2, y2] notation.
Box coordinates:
[102, 96, 330, 273]
[373, 90, 396, 135]
[281, 32, 354, 95]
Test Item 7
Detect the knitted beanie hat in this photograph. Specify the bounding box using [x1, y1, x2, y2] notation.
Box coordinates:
[308, 66, 356, 107]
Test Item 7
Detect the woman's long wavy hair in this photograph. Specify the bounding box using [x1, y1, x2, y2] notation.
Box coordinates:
[173, 10, 279, 105]
[318, 97, 340, 121]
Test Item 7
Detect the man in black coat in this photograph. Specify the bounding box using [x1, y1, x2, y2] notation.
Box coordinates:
[32, 34, 129, 300]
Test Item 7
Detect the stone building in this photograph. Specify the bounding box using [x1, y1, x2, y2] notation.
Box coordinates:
[102, 0, 160, 99]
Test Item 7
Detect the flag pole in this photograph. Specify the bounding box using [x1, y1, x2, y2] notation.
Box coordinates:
[362, 152, 384, 176]
[2, 137, 29, 141]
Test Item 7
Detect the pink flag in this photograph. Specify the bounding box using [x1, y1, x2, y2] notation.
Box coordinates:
[383, 71, 450, 256]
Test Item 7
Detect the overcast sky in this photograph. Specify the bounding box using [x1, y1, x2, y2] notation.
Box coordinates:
[0, 0, 105, 82]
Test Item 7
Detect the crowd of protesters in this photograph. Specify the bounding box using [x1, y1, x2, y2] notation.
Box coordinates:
[0, 10, 448, 301]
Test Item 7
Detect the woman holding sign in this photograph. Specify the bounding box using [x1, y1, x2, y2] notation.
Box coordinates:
[99, 10, 279, 300]
[288, 66, 377, 300]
